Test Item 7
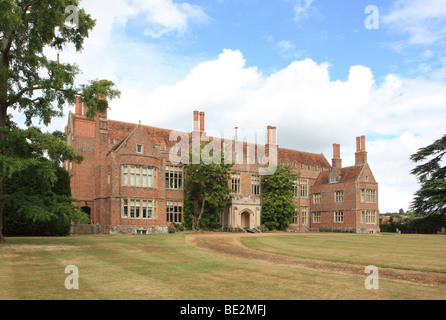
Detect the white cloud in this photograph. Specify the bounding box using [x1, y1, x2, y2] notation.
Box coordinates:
[293, 0, 317, 22]
[132, 0, 209, 38]
[383, 0, 446, 45]
[15, 1, 445, 214]
[106, 49, 446, 212]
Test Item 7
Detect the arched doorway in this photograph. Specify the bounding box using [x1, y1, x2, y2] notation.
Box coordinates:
[241, 211, 251, 229]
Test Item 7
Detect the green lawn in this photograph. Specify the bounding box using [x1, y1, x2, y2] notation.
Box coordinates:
[0, 233, 445, 300]
[241, 233, 446, 273]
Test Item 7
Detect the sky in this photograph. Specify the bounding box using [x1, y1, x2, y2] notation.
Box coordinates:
[15, 0, 446, 213]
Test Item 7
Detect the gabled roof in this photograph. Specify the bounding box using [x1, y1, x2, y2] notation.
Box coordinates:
[106, 119, 331, 168]
[108, 120, 188, 150]
[314, 165, 364, 185]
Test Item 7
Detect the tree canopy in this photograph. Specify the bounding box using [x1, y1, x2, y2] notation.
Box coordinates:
[0, 1, 121, 242]
[410, 133, 446, 219]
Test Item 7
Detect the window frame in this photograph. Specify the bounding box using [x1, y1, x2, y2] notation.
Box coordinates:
[334, 211, 344, 223]
[335, 190, 344, 203]
[251, 175, 261, 195]
[313, 212, 321, 223]
[166, 200, 183, 224]
[231, 172, 241, 194]
[165, 165, 184, 190]
[122, 198, 157, 220]
[313, 193, 321, 205]
[122, 165, 156, 188]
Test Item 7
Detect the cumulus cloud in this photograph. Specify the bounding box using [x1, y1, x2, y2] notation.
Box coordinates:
[23, 1, 445, 213]
[133, 0, 209, 38]
[383, 0, 446, 45]
[106, 48, 446, 212]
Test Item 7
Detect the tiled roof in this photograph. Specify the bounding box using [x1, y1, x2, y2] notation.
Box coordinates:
[108, 120, 188, 149]
[278, 147, 330, 168]
[107, 119, 331, 168]
[314, 165, 364, 185]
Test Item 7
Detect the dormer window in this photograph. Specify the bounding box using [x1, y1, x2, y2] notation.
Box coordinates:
[136, 144, 143, 154]
[329, 176, 338, 183]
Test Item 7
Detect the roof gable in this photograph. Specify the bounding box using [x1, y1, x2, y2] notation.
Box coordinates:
[315, 164, 365, 185]
[110, 124, 160, 158]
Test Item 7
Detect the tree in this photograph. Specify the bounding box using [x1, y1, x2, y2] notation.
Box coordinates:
[410, 134, 446, 219]
[0, 1, 121, 242]
[3, 161, 89, 236]
[183, 141, 233, 231]
[1, 125, 87, 237]
[261, 164, 299, 230]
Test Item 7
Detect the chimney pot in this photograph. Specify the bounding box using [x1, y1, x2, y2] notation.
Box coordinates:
[355, 135, 368, 165]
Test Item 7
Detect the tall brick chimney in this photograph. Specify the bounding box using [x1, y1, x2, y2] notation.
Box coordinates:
[199, 112, 205, 133]
[267, 126, 277, 145]
[193, 111, 199, 132]
[75, 96, 83, 115]
[355, 135, 367, 165]
[332, 143, 342, 169]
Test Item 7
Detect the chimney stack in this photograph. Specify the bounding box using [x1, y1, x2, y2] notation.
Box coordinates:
[355, 135, 368, 165]
[193, 111, 199, 132]
[199, 112, 205, 133]
[332, 143, 342, 169]
[75, 96, 83, 115]
[267, 126, 277, 145]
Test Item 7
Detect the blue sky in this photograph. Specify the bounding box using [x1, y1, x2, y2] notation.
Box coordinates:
[20, 0, 446, 213]
[119, 0, 443, 82]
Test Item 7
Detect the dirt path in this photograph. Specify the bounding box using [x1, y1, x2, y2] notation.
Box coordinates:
[185, 232, 446, 288]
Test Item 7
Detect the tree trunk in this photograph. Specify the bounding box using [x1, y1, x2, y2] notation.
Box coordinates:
[0, 92, 7, 244]
[196, 198, 205, 229]
[191, 197, 206, 231]
[1, 34, 10, 244]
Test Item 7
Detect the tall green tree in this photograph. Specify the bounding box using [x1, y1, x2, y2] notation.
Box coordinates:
[261, 164, 299, 230]
[410, 134, 446, 222]
[183, 141, 233, 231]
[0, 1, 121, 242]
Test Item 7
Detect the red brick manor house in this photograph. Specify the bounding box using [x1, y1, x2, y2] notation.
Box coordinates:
[65, 98, 380, 234]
